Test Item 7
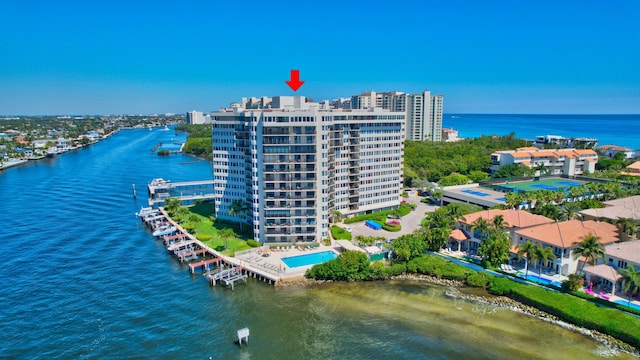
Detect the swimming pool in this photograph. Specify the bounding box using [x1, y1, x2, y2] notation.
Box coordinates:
[613, 299, 640, 311]
[519, 273, 563, 287]
[281, 251, 338, 268]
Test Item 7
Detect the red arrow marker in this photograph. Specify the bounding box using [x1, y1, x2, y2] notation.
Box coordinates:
[285, 69, 304, 91]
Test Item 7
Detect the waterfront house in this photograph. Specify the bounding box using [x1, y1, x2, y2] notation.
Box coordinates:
[514, 220, 620, 276]
[583, 240, 640, 293]
[453, 209, 555, 254]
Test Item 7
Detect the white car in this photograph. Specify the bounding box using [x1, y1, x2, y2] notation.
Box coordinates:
[343, 226, 352, 232]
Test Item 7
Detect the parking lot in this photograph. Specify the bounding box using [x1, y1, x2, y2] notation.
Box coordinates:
[339, 192, 438, 241]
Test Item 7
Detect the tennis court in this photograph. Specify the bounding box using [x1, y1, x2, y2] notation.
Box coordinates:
[494, 178, 585, 193]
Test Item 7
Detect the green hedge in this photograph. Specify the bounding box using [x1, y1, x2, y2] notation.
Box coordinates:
[568, 290, 640, 317]
[488, 277, 640, 349]
[247, 239, 261, 247]
[344, 204, 413, 224]
[331, 226, 352, 240]
[406, 255, 472, 281]
[195, 234, 212, 241]
[382, 223, 401, 232]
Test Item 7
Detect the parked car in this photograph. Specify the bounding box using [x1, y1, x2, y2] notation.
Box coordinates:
[343, 226, 352, 232]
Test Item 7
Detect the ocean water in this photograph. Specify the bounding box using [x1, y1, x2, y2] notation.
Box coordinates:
[445, 114, 640, 150]
[0, 127, 636, 359]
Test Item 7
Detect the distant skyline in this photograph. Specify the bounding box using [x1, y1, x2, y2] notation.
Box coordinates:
[1, 0, 639, 115]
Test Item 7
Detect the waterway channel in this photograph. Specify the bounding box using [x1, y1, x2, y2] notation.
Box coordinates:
[0, 127, 634, 359]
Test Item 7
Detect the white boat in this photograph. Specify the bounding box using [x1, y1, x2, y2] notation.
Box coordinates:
[149, 178, 170, 186]
[136, 207, 156, 217]
[46, 147, 59, 157]
[153, 225, 177, 237]
[162, 125, 170, 131]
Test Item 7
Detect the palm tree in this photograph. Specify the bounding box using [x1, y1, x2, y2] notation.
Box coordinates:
[572, 233, 605, 276]
[568, 186, 584, 203]
[432, 189, 444, 206]
[471, 217, 490, 239]
[533, 162, 548, 180]
[188, 213, 201, 225]
[615, 217, 638, 240]
[504, 191, 523, 210]
[558, 203, 582, 221]
[445, 204, 466, 223]
[164, 197, 181, 215]
[218, 228, 235, 251]
[229, 199, 251, 230]
[549, 190, 565, 205]
[517, 240, 537, 278]
[332, 210, 343, 223]
[491, 215, 509, 232]
[618, 265, 640, 306]
[603, 182, 622, 201]
[427, 226, 452, 252]
[176, 206, 190, 223]
[535, 244, 556, 280]
[586, 182, 601, 199]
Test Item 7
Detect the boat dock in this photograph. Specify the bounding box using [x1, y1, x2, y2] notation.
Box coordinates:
[137, 206, 280, 288]
[147, 178, 215, 207]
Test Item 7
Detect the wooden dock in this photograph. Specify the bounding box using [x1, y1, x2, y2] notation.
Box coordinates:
[139, 206, 286, 289]
[189, 257, 222, 273]
[147, 179, 215, 207]
[207, 266, 248, 290]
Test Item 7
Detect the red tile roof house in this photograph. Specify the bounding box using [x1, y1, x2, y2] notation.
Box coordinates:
[514, 220, 620, 276]
[452, 209, 555, 254]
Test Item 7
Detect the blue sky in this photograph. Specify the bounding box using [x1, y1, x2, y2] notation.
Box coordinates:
[1, 0, 639, 115]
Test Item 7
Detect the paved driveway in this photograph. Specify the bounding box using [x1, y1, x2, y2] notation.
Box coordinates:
[344, 193, 438, 241]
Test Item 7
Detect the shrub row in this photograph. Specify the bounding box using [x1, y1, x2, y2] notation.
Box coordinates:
[382, 223, 401, 232]
[247, 239, 261, 247]
[331, 226, 352, 240]
[488, 277, 640, 349]
[344, 204, 413, 224]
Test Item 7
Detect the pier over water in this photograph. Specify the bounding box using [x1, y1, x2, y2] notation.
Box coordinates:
[147, 178, 215, 206]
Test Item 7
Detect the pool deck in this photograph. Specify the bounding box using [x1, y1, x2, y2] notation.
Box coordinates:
[235, 245, 337, 280]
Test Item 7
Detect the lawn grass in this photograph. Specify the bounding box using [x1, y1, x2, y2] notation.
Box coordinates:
[178, 203, 251, 255]
[331, 225, 352, 240]
[344, 203, 415, 224]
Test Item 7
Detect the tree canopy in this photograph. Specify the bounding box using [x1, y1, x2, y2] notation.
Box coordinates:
[403, 134, 529, 184]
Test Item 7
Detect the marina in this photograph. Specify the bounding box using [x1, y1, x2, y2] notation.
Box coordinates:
[137, 206, 280, 288]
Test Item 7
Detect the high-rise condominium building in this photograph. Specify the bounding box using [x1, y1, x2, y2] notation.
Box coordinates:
[211, 96, 405, 244]
[349, 91, 443, 141]
[186, 111, 204, 124]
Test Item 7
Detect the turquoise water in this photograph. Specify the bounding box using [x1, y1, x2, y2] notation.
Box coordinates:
[0, 126, 636, 359]
[446, 114, 640, 149]
[282, 251, 338, 268]
[520, 274, 563, 287]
